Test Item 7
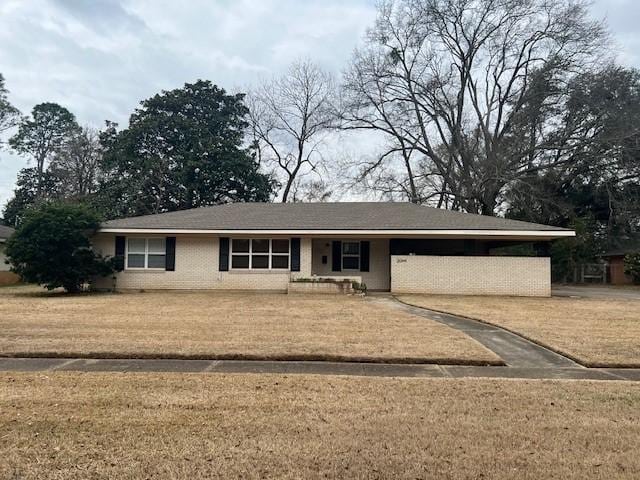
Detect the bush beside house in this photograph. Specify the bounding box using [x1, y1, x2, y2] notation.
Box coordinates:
[624, 254, 640, 284]
[5, 203, 119, 292]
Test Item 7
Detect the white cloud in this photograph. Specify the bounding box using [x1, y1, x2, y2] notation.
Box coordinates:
[0, 0, 376, 209]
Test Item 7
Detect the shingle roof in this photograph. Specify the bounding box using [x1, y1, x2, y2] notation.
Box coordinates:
[101, 202, 569, 232]
[0, 225, 14, 240]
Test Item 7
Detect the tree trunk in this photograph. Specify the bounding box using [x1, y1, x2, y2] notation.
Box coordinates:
[281, 177, 293, 203]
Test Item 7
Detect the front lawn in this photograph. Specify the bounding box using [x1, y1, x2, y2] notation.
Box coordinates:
[397, 294, 640, 367]
[0, 372, 638, 479]
[0, 285, 499, 364]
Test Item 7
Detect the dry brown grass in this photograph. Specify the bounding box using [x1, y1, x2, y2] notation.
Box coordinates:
[0, 285, 499, 364]
[0, 372, 638, 479]
[398, 294, 640, 367]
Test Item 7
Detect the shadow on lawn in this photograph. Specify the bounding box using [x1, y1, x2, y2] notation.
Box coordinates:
[0, 284, 120, 299]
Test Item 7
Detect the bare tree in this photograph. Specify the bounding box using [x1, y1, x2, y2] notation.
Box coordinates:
[49, 126, 103, 199]
[289, 178, 333, 203]
[248, 60, 336, 202]
[0, 74, 21, 148]
[341, 0, 607, 214]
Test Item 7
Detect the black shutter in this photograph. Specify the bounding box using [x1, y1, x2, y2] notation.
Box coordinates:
[219, 237, 230, 271]
[290, 238, 301, 272]
[114, 236, 125, 270]
[165, 237, 176, 271]
[332, 241, 342, 272]
[360, 241, 370, 272]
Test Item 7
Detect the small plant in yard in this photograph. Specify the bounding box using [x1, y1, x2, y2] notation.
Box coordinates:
[623, 253, 640, 284]
[5, 202, 120, 293]
[351, 281, 367, 294]
[291, 277, 367, 294]
[292, 277, 348, 283]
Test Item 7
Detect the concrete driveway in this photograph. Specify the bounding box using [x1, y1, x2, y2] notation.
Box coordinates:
[552, 285, 640, 300]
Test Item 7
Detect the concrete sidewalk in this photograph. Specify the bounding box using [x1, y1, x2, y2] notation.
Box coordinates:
[553, 285, 640, 300]
[0, 357, 639, 381]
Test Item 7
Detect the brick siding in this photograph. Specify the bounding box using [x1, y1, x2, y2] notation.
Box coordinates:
[92, 234, 549, 296]
[92, 234, 311, 291]
[391, 255, 551, 297]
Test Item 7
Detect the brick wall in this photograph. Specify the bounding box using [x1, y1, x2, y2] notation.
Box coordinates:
[92, 234, 312, 291]
[390, 255, 551, 297]
[608, 257, 633, 285]
[92, 235, 549, 295]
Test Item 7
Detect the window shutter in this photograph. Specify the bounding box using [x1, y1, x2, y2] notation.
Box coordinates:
[290, 238, 301, 272]
[332, 241, 342, 272]
[360, 241, 370, 272]
[165, 237, 176, 271]
[114, 236, 125, 270]
[219, 237, 229, 271]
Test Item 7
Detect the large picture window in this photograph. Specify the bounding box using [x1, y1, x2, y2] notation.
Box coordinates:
[126, 237, 166, 269]
[231, 239, 290, 270]
[342, 241, 360, 270]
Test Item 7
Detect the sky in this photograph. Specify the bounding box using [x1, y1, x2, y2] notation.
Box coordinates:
[0, 0, 639, 209]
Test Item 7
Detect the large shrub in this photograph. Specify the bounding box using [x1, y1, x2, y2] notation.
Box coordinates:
[5, 203, 117, 292]
[624, 253, 640, 284]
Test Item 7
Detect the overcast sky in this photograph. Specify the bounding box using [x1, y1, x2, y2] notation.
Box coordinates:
[0, 0, 639, 209]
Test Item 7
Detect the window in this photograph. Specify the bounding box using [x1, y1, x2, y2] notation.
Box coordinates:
[231, 239, 290, 270]
[342, 241, 360, 270]
[231, 239, 249, 269]
[126, 238, 166, 270]
[271, 239, 289, 269]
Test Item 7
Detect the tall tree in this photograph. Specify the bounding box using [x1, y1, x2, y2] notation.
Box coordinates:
[289, 179, 333, 203]
[2, 127, 103, 227]
[341, 0, 606, 214]
[49, 126, 103, 199]
[99, 81, 275, 218]
[504, 65, 640, 278]
[2, 167, 63, 227]
[9, 103, 79, 196]
[248, 60, 336, 202]
[0, 73, 21, 148]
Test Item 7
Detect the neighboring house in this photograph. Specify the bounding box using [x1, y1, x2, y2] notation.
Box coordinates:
[602, 240, 639, 285]
[0, 225, 19, 285]
[93, 202, 574, 296]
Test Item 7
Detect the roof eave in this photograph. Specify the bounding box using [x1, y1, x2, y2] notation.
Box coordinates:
[97, 227, 575, 240]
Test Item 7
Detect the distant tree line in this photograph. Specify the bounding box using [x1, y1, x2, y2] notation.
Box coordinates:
[0, 0, 638, 280]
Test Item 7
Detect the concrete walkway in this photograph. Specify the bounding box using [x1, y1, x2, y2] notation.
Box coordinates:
[0, 357, 639, 381]
[378, 297, 578, 368]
